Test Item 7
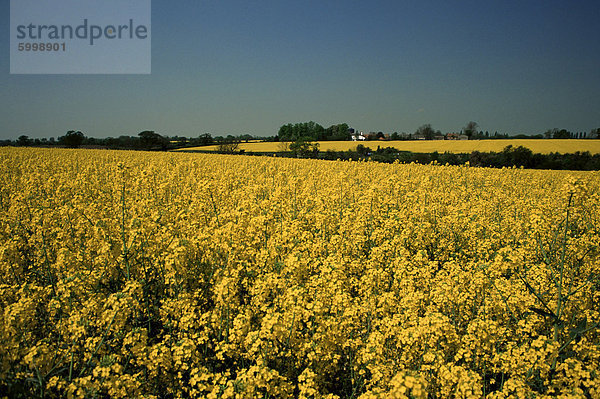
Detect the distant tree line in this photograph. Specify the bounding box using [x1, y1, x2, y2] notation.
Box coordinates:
[234, 143, 600, 171]
[0, 131, 278, 150]
[278, 121, 351, 141]
[319, 145, 600, 170]
[405, 123, 599, 141]
[277, 121, 599, 142]
[2, 124, 598, 151]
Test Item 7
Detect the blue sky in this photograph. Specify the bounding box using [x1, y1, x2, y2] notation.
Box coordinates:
[1, 0, 599, 139]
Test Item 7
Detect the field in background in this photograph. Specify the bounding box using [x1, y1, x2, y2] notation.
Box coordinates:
[1, 147, 599, 397]
[177, 139, 600, 154]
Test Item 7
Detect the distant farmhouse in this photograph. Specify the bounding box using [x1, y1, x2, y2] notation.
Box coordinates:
[351, 130, 469, 141]
[446, 133, 469, 140]
[351, 131, 367, 141]
[351, 131, 390, 141]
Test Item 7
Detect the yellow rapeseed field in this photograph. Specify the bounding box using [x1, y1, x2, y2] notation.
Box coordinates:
[1, 147, 599, 398]
[177, 139, 600, 155]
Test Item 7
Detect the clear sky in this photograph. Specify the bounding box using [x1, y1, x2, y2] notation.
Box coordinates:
[1, 0, 599, 139]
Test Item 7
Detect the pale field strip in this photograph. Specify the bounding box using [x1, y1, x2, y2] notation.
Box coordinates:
[176, 139, 600, 154]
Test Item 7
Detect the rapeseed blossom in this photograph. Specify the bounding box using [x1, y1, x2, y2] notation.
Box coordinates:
[0, 147, 598, 398]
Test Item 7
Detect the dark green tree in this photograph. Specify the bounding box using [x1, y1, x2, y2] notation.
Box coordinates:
[194, 133, 213, 146]
[278, 121, 326, 141]
[463, 121, 479, 139]
[356, 144, 369, 156]
[59, 130, 85, 148]
[416, 124, 436, 140]
[289, 137, 319, 158]
[325, 123, 350, 140]
[544, 129, 556, 139]
[553, 129, 571, 139]
[138, 131, 168, 150]
[17, 135, 32, 146]
[217, 137, 241, 153]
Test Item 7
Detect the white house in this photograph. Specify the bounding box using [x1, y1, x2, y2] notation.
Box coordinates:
[351, 132, 367, 141]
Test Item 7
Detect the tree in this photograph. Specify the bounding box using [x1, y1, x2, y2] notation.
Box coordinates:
[463, 121, 479, 140]
[278, 124, 293, 141]
[589, 128, 599, 139]
[289, 137, 319, 158]
[138, 131, 168, 150]
[543, 128, 570, 139]
[239, 134, 253, 142]
[278, 141, 290, 152]
[356, 144, 369, 156]
[415, 124, 436, 140]
[503, 145, 533, 167]
[278, 121, 326, 142]
[553, 129, 571, 139]
[59, 130, 85, 148]
[17, 135, 32, 146]
[217, 138, 240, 153]
[325, 123, 350, 141]
[193, 133, 213, 146]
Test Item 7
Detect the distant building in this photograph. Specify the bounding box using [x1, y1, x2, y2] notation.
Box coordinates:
[351, 131, 367, 141]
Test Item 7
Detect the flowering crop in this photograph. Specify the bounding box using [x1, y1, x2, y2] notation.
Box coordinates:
[1, 147, 599, 398]
[177, 139, 600, 155]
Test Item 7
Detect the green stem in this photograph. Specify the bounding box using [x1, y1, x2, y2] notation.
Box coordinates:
[121, 175, 130, 280]
[78, 310, 117, 378]
[554, 194, 572, 342]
